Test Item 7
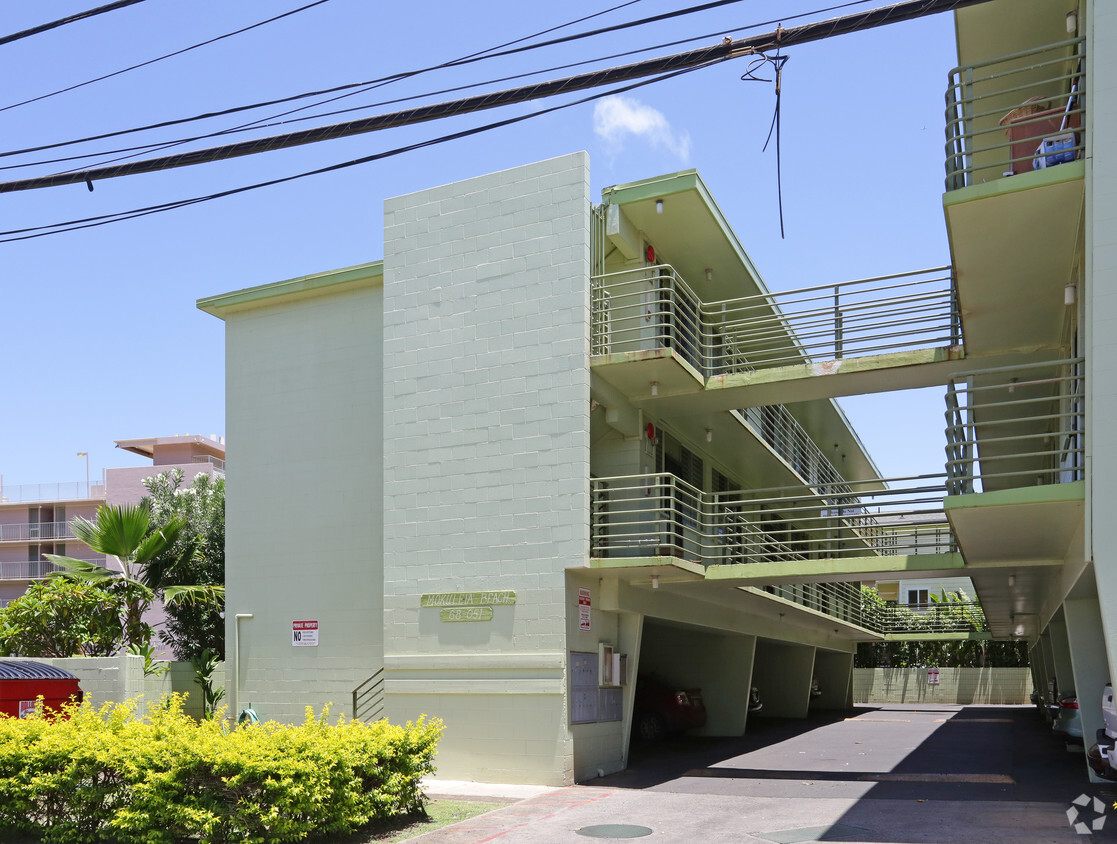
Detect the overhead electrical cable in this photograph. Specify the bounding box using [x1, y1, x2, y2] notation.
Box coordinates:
[49, 0, 654, 174]
[0, 64, 719, 242]
[0, 0, 873, 164]
[0, 0, 335, 115]
[0, 0, 998, 195]
[0, 0, 150, 47]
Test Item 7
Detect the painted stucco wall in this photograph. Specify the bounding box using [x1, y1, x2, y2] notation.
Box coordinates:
[220, 276, 384, 724]
[853, 667, 1030, 704]
[381, 153, 591, 785]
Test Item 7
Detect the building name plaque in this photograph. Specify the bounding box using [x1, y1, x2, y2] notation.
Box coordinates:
[421, 591, 516, 608]
[440, 607, 494, 623]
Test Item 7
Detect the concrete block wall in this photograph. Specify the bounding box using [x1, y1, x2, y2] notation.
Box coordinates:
[381, 153, 591, 784]
[221, 275, 385, 724]
[853, 667, 1031, 704]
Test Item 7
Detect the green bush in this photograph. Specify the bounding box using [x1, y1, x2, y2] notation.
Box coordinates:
[0, 696, 443, 844]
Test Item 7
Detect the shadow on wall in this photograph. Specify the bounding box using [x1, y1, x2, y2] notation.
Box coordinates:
[853, 667, 1030, 704]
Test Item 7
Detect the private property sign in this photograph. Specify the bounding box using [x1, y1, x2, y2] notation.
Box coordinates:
[292, 620, 319, 647]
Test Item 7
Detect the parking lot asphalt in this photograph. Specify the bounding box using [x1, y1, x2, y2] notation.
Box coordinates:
[416, 704, 1117, 843]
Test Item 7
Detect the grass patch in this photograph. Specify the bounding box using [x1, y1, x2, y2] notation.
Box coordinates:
[324, 800, 503, 843]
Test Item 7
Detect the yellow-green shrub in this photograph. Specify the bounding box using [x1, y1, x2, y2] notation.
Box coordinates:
[0, 696, 443, 844]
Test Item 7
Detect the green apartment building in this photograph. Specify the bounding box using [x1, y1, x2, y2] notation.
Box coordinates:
[200, 0, 1110, 785]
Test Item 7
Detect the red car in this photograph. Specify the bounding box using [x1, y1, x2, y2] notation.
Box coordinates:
[633, 675, 707, 741]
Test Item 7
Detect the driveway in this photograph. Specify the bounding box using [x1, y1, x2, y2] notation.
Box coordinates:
[419, 704, 1117, 842]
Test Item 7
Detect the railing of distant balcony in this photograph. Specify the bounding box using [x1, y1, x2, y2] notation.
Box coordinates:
[191, 455, 226, 472]
[590, 473, 953, 566]
[0, 521, 76, 542]
[0, 481, 98, 503]
[873, 601, 988, 635]
[944, 358, 1084, 495]
[0, 557, 104, 581]
[945, 37, 1085, 191]
[590, 265, 959, 376]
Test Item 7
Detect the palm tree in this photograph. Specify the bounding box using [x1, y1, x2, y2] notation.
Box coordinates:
[46, 503, 221, 650]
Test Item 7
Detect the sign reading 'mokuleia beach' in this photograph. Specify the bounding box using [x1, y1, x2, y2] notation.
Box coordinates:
[420, 591, 517, 608]
[420, 591, 516, 622]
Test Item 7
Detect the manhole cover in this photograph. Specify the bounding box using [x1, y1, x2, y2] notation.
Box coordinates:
[575, 824, 654, 838]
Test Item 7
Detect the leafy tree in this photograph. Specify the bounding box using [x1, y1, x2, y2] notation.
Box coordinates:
[142, 468, 226, 661]
[0, 578, 124, 657]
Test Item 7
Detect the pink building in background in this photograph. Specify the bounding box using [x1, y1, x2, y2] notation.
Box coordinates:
[0, 434, 225, 608]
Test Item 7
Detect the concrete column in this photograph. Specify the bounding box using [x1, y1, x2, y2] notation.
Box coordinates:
[1065, 596, 1109, 780]
[1049, 615, 1075, 699]
[813, 650, 854, 710]
[753, 641, 815, 719]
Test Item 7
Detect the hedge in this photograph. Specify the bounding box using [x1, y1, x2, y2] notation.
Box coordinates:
[0, 696, 443, 843]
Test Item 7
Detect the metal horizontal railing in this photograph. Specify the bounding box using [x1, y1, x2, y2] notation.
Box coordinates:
[590, 473, 953, 566]
[946, 37, 1085, 191]
[0, 521, 76, 542]
[874, 601, 988, 635]
[191, 455, 226, 471]
[0, 557, 101, 581]
[0, 481, 98, 503]
[591, 265, 958, 377]
[739, 404, 849, 493]
[945, 358, 1084, 495]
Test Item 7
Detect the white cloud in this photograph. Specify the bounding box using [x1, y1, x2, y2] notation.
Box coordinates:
[593, 95, 691, 163]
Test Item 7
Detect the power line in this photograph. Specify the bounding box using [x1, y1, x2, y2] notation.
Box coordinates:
[0, 0, 995, 195]
[0, 0, 151, 47]
[0, 65, 716, 242]
[0, 0, 336, 115]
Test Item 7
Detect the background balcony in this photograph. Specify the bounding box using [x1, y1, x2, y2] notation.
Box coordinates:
[0, 521, 76, 542]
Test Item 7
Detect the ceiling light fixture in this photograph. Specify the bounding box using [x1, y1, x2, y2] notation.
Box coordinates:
[655, 199, 664, 214]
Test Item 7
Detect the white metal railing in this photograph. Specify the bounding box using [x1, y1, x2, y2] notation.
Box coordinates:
[191, 455, 226, 471]
[0, 556, 106, 581]
[945, 358, 1084, 495]
[738, 404, 849, 493]
[590, 265, 958, 376]
[946, 37, 1085, 191]
[0, 520, 76, 542]
[875, 601, 988, 634]
[761, 581, 868, 627]
[590, 473, 953, 565]
[0, 481, 99, 503]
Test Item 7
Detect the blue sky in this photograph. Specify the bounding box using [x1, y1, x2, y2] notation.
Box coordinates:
[1, 0, 957, 488]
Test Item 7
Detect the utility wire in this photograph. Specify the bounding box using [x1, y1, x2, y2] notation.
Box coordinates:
[0, 64, 718, 242]
[0, 0, 873, 164]
[0, 0, 997, 195]
[0, 0, 150, 47]
[0, 0, 335, 115]
[51, 0, 652, 175]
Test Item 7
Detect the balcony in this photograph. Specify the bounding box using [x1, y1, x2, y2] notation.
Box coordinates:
[943, 39, 1085, 360]
[0, 521, 76, 542]
[591, 473, 955, 570]
[945, 37, 1084, 193]
[591, 264, 962, 412]
[0, 557, 103, 581]
[943, 358, 1084, 570]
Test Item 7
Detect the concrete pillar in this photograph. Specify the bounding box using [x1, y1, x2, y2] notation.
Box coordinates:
[752, 641, 815, 719]
[1049, 615, 1075, 699]
[1065, 596, 1109, 780]
[812, 650, 854, 710]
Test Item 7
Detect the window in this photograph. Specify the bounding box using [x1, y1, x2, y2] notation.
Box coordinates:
[907, 588, 929, 606]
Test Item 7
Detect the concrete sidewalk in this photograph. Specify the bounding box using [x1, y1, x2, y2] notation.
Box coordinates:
[411, 705, 1117, 842]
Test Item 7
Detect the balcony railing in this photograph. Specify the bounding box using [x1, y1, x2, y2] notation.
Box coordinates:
[0, 481, 99, 503]
[590, 474, 953, 565]
[945, 358, 1084, 495]
[191, 455, 226, 472]
[0, 557, 104, 581]
[591, 265, 958, 377]
[0, 521, 76, 542]
[874, 601, 988, 635]
[739, 404, 849, 493]
[945, 37, 1085, 191]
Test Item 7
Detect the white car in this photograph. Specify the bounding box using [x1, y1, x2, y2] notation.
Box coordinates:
[1088, 684, 1117, 780]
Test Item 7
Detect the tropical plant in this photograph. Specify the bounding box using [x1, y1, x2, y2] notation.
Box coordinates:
[190, 647, 225, 719]
[142, 468, 226, 661]
[46, 502, 220, 651]
[0, 578, 124, 657]
[128, 639, 170, 677]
